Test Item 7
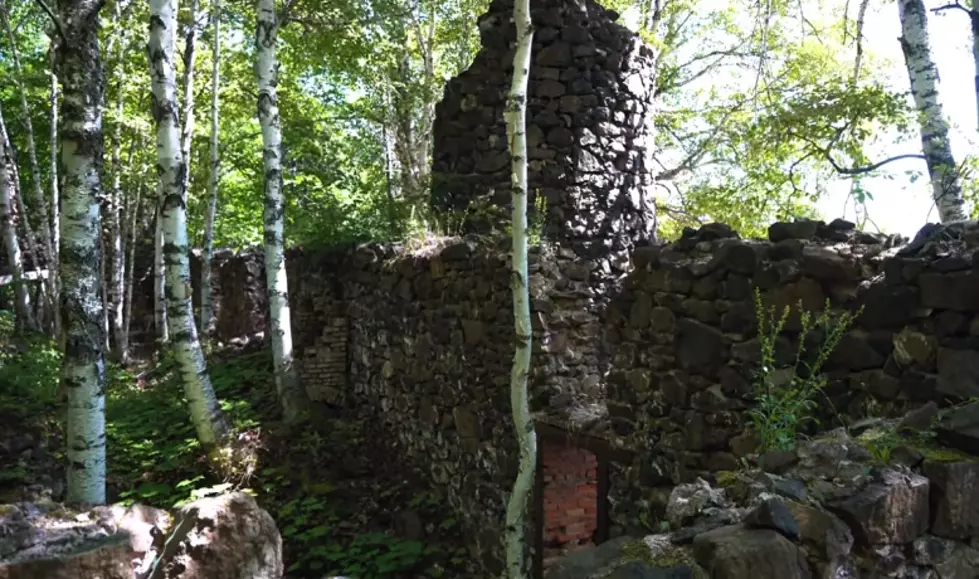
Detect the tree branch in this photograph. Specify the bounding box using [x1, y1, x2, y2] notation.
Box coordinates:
[32, 0, 66, 46]
[932, 2, 972, 15]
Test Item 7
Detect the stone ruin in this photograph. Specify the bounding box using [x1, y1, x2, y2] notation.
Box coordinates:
[431, 0, 658, 254]
[116, 0, 979, 573]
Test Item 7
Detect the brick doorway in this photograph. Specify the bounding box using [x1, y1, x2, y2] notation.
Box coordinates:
[536, 438, 607, 574]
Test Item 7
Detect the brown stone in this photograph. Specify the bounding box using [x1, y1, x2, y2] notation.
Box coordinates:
[0, 534, 134, 579]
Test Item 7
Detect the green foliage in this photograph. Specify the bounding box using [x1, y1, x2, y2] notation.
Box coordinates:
[749, 288, 861, 451]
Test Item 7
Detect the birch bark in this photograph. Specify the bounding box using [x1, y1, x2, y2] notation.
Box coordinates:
[179, 0, 199, 199]
[107, 0, 127, 360]
[55, 0, 108, 505]
[503, 0, 536, 575]
[200, 0, 220, 334]
[49, 39, 61, 337]
[898, 0, 967, 223]
[256, 0, 306, 422]
[149, 0, 229, 446]
[0, 108, 36, 331]
[153, 199, 168, 347]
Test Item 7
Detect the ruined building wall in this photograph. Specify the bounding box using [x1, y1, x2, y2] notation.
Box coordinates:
[431, 0, 657, 254]
[189, 218, 979, 575]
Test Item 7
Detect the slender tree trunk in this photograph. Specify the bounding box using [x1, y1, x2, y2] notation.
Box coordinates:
[256, 0, 306, 423]
[1, 0, 57, 303]
[0, 110, 36, 331]
[49, 40, 61, 338]
[898, 0, 967, 223]
[106, 0, 128, 362]
[55, 0, 108, 506]
[149, 0, 229, 447]
[179, 0, 199, 200]
[968, 2, 979, 134]
[122, 183, 141, 352]
[200, 0, 220, 335]
[153, 200, 168, 347]
[503, 0, 536, 575]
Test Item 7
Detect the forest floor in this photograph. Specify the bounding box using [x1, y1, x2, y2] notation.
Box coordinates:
[0, 315, 469, 578]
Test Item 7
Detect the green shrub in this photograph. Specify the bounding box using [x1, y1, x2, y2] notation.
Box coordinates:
[749, 288, 861, 451]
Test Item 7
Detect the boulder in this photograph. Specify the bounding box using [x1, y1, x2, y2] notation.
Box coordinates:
[828, 469, 929, 546]
[921, 460, 979, 540]
[0, 502, 134, 579]
[692, 524, 811, 579]
[153, 492, 282, 579]
[665, 479, 729, 529]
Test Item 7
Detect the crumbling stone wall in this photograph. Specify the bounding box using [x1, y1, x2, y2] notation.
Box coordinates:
[598, 219, 979, 538]
[185, 219, 979, 575]
[431, 0, 657, 252]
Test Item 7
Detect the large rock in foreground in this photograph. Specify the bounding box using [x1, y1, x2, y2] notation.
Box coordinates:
[0, 492, 279, 579]
[0, 502, 135, 579]
[155, 492, 282, 579]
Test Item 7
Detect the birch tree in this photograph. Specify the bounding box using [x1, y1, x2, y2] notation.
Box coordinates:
[503, 0, 535, 574]
[200, 0, 220, 334]
[149, 0, 229, 447]
[179, 0, 200, 198]
[107, 0, 128, 361]
[256, 0, 306, 422]
[898, 0, 968, 223]
[0, 106, 36, 332]
[53, 0, 108, 505]
[153, 201, 168, 348]
[48, 37, 60, 336]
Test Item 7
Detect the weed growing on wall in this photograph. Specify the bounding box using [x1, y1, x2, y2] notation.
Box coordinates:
[749, 288, 861, 451]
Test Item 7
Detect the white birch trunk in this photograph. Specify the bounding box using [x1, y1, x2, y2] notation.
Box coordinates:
[149, 0, 229, 446]
[153, 199, 168, 346]
[0, 120, 36, 331]
[49, 41, 61, 338]
[1, 0, 56, 298]
[256, 0, 305, 422]
[55, 0, 108, 505]
[179, 0, 199, 202]
[968, 3, 979, 134]
[107, 0, 127, 361]
[898, 0, 967, 223]
[122, 183, 141, 355]
[200, 0, 220, 335]
[503, 0, 536, 575]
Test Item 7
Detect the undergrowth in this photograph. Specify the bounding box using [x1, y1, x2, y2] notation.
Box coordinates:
[0, 320, 467, 578]
[750, 289, 862, 451]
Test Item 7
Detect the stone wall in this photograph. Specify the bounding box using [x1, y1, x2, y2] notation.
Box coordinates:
[186, 218, 979, 576]
[597, 219, 979, 538]
[431, 0, 657, 252]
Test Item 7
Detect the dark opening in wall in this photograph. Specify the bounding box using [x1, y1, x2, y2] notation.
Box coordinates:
[539, 439, 601, 572]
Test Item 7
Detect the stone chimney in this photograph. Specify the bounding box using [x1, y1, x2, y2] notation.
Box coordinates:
[431, 0, 658, 256]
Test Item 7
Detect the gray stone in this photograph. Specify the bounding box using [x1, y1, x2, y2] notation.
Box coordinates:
[921, 460, 979, 540]
[744, 498, 800, 541]
[919, 271, 979, 312]
[692, 525, 812, 579]
[828, 469, 929, 546]
[676, 318, 725, 375]
[937, 348, 979, 399]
